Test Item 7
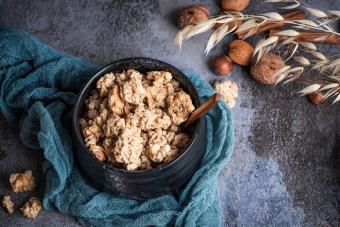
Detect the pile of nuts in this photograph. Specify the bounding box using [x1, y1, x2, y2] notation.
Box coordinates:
[79, 69, 195, 170]
[2, 170, 42, 218]
[177, 0, 324, 105]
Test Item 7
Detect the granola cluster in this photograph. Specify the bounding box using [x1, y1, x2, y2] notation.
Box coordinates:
[2, 196, 14, 214]
[3, 171, 42, 218]
[9, 170, 36, 193]
[20, 197, 42, 219]
[79, 69, 195, 170]
[214, 80, 238, 108]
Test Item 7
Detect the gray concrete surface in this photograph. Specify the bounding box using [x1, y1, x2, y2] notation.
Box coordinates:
[0, 0, 339, 226]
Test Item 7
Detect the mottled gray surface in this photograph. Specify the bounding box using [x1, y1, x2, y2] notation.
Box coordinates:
[0, 0, 339, 226]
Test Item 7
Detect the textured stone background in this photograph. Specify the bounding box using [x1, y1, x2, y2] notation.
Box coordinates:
[0, 0, 339, 226]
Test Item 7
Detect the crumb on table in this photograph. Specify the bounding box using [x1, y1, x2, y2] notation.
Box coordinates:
[2, 195, 14, 214]
[9, 170, 36, 193]
[21, 197, 42, 219]
[214, 80, 238, 108]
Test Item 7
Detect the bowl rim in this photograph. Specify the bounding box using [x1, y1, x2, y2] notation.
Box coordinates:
[72, 57, 203, 175]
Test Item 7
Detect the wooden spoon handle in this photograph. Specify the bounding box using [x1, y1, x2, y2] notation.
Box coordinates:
[184, 93, 221, 127]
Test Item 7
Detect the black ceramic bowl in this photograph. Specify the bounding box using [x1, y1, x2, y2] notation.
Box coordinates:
[72, 58, 207, 200]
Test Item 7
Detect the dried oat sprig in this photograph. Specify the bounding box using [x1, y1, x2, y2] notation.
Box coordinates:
[277, 54, 340, 103]
[175, 12, 271, 54]
[176, 9, 339, 55]
[266, 0, 340, 33]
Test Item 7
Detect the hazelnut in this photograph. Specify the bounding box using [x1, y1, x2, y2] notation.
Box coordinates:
[177, 5, 210, 29]
[250, 53, 285, 85]
[211, 55, 233, 76]
[308, 92, 325, 105]
[221, 0, 250, 12]
[228, 39, 254, 66]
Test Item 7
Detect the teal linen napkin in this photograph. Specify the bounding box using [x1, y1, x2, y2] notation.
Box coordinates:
[0, 27, 234, 227]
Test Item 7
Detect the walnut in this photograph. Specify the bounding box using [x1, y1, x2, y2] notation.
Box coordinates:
[250, 53, 285, 85]
[221, 0, 250, 12]
[167, 91, 195, 125]
[177, 5, 210, 29]
[228, 39, 254, 66]
[9, 170, 36, 193]
[21, 197, 42, 219]
[214, 80, 238, 108]
[308, 92, 325, 105]
[2, 195, 14, 214]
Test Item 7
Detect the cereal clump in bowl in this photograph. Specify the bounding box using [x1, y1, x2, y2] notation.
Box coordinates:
[79, 69, 195, 170]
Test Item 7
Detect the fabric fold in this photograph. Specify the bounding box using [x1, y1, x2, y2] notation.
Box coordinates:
[0, 27, 234, 227]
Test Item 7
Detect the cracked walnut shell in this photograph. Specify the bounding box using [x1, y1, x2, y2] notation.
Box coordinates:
[177, 5, 210, 29]
[250, 53, 285, 85]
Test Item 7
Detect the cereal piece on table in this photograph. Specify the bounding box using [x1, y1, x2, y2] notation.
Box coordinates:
[167, 91, 195, 125]
[113, 126, 144, 170]
[9, 170, 36, 193]
[2, 195, 14, 213]
[214, 80, 238, 108]
[96, 72, 115, 97]
[21, 197, 42, 219]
